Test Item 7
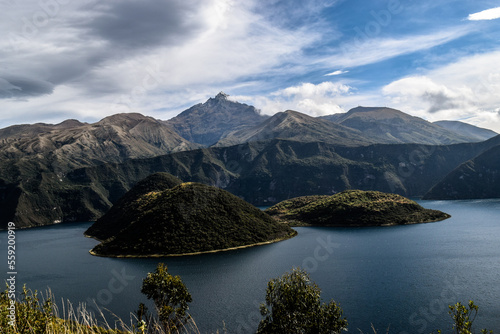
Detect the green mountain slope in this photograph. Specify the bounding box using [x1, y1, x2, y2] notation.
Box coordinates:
[265, 190, 450, 226]
[321, 107, 478, 144]
[88, 182, 295, 257]
[424, 144, 500, 200]
[84, 172, 183, 241]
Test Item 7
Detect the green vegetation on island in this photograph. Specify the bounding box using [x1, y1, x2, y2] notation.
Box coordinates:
[265, 190, 450, 226]
[87, 176, 296, 257]
[84, 172, 183, 241]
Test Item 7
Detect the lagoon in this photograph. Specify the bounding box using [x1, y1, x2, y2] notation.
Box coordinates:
[1, 199, 500, 333]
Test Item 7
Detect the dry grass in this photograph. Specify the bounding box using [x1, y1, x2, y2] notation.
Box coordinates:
[0, 286, 220, 334]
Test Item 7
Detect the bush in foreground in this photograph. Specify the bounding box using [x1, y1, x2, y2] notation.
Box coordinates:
[141, 263, 193, 333]
[257, 267, 348, 334]
[435, 300, 493, 334]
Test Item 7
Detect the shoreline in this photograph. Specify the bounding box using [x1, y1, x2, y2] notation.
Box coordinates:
[88, 230, 298, 258]
[285, 214, 451, 227]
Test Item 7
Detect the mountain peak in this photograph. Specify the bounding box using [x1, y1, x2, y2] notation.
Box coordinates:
[167, 92, 269, 146]
[215, 91, 229, 100]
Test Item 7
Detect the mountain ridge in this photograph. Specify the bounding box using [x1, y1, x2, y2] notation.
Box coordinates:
[2, 93, 500, 229]
[433, 120, 498, 142]
[320, 106, 483, 144]
[0, 112, 200, 171]
[214, 109, 377, 147]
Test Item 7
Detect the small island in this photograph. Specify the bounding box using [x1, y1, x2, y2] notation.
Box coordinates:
[86, 173, 296, 257]
[265, 190, 450, 227]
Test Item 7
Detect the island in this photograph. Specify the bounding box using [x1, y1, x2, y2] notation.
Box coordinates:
[84, 172, 183, 241]
[265, 190, 450, 227]
[85, 173, 296, 257]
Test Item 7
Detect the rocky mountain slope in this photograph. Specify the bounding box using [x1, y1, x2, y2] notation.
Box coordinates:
[0, 113, 200, 173]
[321, 107, 479, 145]
[214, 110, 376, 147]
[433, 120, 498, 142]
[0, 113, 200, 229]
[165, 92, 269, 146]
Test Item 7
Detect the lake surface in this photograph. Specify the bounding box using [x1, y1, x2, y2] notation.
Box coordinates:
[1, 199, 500, 333]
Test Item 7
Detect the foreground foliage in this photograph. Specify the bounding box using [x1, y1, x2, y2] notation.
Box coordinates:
[257, 267, 348, 334]
[435, 300, 493, 334]
[0, 285, 125, 334]
[141, 263, 193, 333]
[1, 269, 494, 333]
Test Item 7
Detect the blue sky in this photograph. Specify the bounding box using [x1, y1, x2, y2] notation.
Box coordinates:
[1, 0, 500, 131]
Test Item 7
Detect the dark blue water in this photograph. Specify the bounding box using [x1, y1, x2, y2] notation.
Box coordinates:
[2, 199, 500, 333]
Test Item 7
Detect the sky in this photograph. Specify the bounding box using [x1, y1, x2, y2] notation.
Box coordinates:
[1, 0, 500, 132]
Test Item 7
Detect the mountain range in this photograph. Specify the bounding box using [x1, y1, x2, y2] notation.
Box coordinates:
[0, 113, 200, 174]
[0, 92, 498, 229]
[433, 120, 498, 142]
[320, 107, 487, 145]
[214, 109, 375, 147]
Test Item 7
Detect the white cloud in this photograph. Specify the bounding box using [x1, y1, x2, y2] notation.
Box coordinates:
[325, 70, 348, 76]
[234, 81, 360, 116]
[468, 7, 500, 21]
[382, 51, 500, 132]
[323, 27, 471, 68]
[0, 0, 322, 126]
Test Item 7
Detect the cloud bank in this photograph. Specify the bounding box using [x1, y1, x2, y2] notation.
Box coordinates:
[383, 51, 500, 130]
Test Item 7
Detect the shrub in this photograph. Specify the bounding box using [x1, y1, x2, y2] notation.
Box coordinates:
[141, 263, 193, 333]
[257, 267, 347, 334]
[435, 300, 493, 334]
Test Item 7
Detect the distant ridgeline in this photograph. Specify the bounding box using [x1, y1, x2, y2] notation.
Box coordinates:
[0, 93, 499, 229]
[265, 190, 450, 227]
[85, 173, 296, 257]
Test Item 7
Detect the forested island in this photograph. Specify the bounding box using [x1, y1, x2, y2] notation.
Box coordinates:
[266, 190, 450, 227]
[85, 173, 296, 257]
